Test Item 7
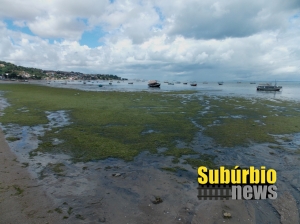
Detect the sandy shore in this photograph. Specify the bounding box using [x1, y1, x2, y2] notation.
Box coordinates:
[0, 129, 62, 224]
[0, 125, 255, 224]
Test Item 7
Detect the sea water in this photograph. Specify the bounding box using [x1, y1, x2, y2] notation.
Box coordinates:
[39, 80, 300, 101]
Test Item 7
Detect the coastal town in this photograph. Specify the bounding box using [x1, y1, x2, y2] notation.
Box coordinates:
[0, 61, 125, 81]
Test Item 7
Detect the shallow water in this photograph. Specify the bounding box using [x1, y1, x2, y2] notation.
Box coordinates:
[39, 80, 300, 101]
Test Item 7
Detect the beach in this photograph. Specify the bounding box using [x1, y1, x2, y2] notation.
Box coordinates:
[0, 82, 299, 223]
[0, 129, 63, 224]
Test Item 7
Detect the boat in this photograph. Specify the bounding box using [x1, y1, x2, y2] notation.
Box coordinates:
[218, 82, 224, 85]
[256, 83, 282, 91]
[190, 83, 197, 86]
[128, 82, 133, 84]
[183, 82, 187, 85]
[148, 80, 160, 87]
[98, 84, 103, 87]
[203, 82, 208, 84]
[250, 82, 256, 84]
[168, 82, 174, 85]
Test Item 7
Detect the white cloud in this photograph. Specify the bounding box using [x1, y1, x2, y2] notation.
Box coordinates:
[27, 15, 86, 40]
[0, 0, 299, 81]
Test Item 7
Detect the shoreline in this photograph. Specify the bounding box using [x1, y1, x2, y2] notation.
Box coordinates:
[2, 80, 300, 102]
[0, 129, 62, 224]
[0, 83, 299, 223]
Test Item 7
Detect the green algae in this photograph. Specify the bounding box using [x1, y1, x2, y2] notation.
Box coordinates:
[185, 154, 217, 169]
[1, 83, 300, 165]
[197, 96, 300, 147]
[0, 84, 199, 162]
[163, 148, 197, 158]
[5, 136, 20, 142]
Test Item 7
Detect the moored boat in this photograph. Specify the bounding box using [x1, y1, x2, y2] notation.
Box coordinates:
[256, 83, 282, 91]
[148, 80, 160, 87]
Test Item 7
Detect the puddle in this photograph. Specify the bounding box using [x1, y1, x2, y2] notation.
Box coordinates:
[0, 110, 72, 178]
[141, 129, 159, 135]
[0, 92, 10, 116]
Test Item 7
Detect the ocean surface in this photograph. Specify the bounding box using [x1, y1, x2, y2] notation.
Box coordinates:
[39, 80, 300, 101]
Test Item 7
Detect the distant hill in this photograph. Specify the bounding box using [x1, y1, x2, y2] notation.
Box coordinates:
[0, 61, 123, 80]
[0, 61, 44, 80]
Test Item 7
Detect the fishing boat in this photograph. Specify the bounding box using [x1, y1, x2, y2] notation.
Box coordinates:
[256, 83, 282, 91]
[148, 80, 160, 87]
[190, 83, 197, 86]
[128, 82, 133, 84]
[183, 82, 187, 85]
[218, 82, 224, 85]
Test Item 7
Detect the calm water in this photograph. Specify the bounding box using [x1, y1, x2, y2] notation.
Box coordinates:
[40, 80, 300, 101]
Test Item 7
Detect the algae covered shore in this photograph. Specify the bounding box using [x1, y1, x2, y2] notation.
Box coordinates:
[1, 83, 300, 163]
[0, 83, 300, 223]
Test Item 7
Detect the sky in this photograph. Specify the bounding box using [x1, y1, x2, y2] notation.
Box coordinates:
[0, 0, 299, 81]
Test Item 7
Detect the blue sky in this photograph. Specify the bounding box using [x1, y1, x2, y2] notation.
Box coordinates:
[79, 27, 106, 48]
[0, 0, 299, 81]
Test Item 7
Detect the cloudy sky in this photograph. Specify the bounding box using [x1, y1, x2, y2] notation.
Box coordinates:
[0, 0, 299, 81]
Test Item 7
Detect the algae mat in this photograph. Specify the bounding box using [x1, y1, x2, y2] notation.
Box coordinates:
[1, 83, 300, 163]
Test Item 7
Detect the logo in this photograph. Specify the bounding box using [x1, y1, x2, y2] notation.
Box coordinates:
[197, 166, 277, 200]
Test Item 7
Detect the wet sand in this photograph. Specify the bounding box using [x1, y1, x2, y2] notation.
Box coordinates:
[1, 126, 299, 223]
[0, 127, 255, 224]
[0, 129, 62, 224]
